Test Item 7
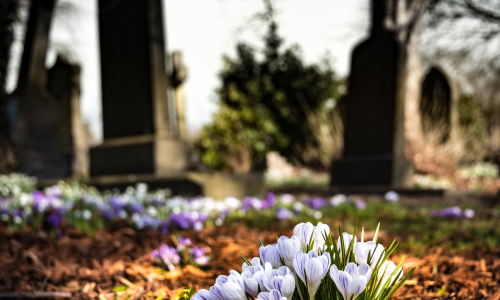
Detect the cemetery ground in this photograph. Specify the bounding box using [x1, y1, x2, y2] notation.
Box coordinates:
[0, 196, 500, 300]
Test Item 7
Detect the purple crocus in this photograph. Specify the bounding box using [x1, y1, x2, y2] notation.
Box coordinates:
[46, 208, 65, 228]
[177, 236, 192, 251]
[310, 198, 326, 210]
[192, 246, 210, 266]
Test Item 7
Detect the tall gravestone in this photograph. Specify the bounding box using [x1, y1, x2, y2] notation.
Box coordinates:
[331, 0, 428, 187]
[47, 54, 89, 177]
[9, 0, 72, 179]
[90, 0, 188, 177]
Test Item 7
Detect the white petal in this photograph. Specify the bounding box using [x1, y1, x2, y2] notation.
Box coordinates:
[221, 282, 246, 300]
[305, 258, 323, 299]
[244, 278, 260, 297]
[257, 292, 270, 300]
[293, 251, 308, 284]
[344, 263, 358, 278]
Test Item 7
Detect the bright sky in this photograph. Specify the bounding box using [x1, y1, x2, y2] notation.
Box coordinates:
[6, 0, 369, 142]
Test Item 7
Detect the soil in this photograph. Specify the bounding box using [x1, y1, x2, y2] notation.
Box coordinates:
[0, 224, 499, 300]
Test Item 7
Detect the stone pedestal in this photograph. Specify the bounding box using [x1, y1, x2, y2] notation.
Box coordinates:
[91, 0, 188, 177]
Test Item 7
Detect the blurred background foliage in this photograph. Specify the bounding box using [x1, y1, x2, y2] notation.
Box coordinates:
[195, 0, 345, 173]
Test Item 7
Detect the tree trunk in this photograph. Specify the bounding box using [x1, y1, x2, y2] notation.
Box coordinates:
[0, 0, 18, 173]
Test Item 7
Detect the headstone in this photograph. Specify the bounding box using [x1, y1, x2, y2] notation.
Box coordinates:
[419, 66, 458, 144]
[171, 51, 188, 140]
[9, 0, 71, 179]
[331, 0, 428, 187]
[47, 54, 89, 177]
[90, 0, 187, 177]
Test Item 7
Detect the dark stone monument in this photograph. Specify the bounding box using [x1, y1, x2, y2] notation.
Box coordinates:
[90, 0, 187, 177]
[419, 66, 458, 144]
[47, 54, 89, 177]
[331, 0, 428, 188]
[9, 0, 72, 179]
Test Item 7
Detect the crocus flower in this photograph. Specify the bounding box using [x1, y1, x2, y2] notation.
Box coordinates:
[354, 241, 385, 269]
[177, 236, 192, 251]
[276, 207, 293, 220]
[330, 194, 346, 206]
[158, 245, 180, 271]
[330, 263, 370, 300]
[293, 251, 330, 300]
[356, 200, 367, 210]
[463, 209, 474, 219]
[293, 222, 314, 249]
[262, 263, 293, 293]
[313, 222, 330, 253]
[384, 191, 399, 202]
[337, 232, 356, 261]
[219, 271, 246, 300]
[277, 236, 301, 272]
[267, 272, 294, 300]
[242, 265, 266, 296]
[259, 244, 281, 269]
[242, 257, 262, 272]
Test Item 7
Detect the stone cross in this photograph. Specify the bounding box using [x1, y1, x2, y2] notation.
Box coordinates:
[331, 0, 429, 188]
[171, 51, 188, 140]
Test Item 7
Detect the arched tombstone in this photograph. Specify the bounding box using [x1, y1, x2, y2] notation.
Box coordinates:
[419, 66, 458, 144]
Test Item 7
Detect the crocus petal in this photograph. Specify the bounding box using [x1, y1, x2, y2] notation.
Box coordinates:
[260, 244, 281, 269]
[333, 271, 352, 300]
[244, 278, 260, 297]
[358, 263, 372, 281]
[254, 271, 267, 292]
[313, 222, 330, 252]
[258, 292, 270, 300]
[347, 275, 368, 300]
[221, 282, 246, 300]
[318, 252, 331, 278]
[293, 222, 314, 248]
[345, 263, 358, 278]
[192, 289, 213, 300]
[209, 286, 224, 300]
[305, 258, 323, 299]
[278, 236, 301, 272]
[329, 264, 339, 280]
[269, 289, 283, 300]
[280, 274, 295, 300]
[354, 242, 369, 265]
[293, 251, 307, 283]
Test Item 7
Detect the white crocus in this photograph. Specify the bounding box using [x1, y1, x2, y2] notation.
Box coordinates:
[354, 241, 385, 269]
[330, 263, 370, 300]
[210, 271, 247, 300]
[375, 261, 403, 296]
[260, 244, 281, 269]
[242, 265, 265, 296]
[277, 236, 301, 272]
[263, 263, 293, 291]
[242, 257, 262, 272]
[313, 222, 330, 253]
[337, 232, 357, 261]
[293, 222, 314, 249]
[293, 251, 331, 300]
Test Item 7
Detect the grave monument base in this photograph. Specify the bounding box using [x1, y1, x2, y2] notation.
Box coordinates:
[330, 154, 414, 188]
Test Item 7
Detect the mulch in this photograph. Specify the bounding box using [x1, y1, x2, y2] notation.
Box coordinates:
[0, 224, 499, 300]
